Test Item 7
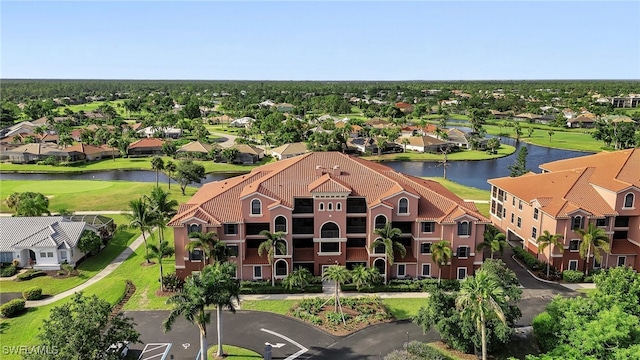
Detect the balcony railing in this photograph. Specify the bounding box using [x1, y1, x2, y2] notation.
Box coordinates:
[321, 230, 340, 238]
[346, 225, 366, 234]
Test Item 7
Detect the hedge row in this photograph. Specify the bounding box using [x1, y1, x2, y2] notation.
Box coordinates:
[1, 265, 17, 277]
[0, 299, 26, 318]
[239, 281, 323, 294]
[16, 269, 46, 281]
[513, 246, 545, 271]
[562, 270, 584, 283]
[341, 278, 460, 293]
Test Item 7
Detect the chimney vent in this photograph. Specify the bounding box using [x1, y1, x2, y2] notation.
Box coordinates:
[315, 165, 324, 176]
[332, 165, 341, 176]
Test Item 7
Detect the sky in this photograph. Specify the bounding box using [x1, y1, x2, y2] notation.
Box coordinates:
[1, 1, 639, 81]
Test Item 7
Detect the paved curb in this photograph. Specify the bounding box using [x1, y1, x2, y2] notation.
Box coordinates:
[511, 255, 559, 285]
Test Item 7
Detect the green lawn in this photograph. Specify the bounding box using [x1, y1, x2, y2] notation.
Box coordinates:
[383, 298, 426, 320]
[239, 300, 296, 315]
[0, 180, 196, 213]
[482, 124, 603, 153]
[0, 156, 265, 174]
[208, 345, 262, 359]
[425, 177, 491, 201]
[0, 215, 140, 296]
[363, 144, 516, 162]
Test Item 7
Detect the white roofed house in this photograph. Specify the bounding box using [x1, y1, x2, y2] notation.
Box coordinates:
[0, 216, 113, 270]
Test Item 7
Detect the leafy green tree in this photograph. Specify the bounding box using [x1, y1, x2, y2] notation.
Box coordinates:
[186, 231, 218, 269]
[221, 147, 239, 163]
[162, 141, 178, 157]
[469, 108, 489, 133]
[165, 160, 176, 189]
[0, 101, 21, 126]
[145, 187, 178, 242]
[513, 123, 522, 141]
[547, 130, 555, 143]
[78, 230, 102, 256]
[536, 230, 564, 278]
[456, 270, 507, 360]
[282, 267, 314, 291]
[26, 292, 140, 360]
[527, 127, 534, 138]
[147, 240, 175, 291]
[322, 265, 351, 312]
[258, 230, 287, 286]
[6, 191, 51, 216]
[508, 147, 529, 177]
[180, 100, 202, 120]
[486, 137, 500, 154]
[124, 198, 157, 264]
[163, 263, 240, 360]
[175, 160, 206, 195]
[476, 232, 507, 259]
[575, 222, 611, 275]
[350, 264, 380, 290]
[150, 156, 165, 188]
[432, 240, 453, 285]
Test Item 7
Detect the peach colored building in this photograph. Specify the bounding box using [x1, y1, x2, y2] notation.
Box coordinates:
[488, 149, 640, 273]
[169, 152, 488, 281]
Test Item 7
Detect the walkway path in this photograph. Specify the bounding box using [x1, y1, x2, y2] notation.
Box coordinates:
[25, 229, 149, 307]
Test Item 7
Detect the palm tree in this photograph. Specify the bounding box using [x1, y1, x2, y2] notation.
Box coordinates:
[350, 264, 380, 290]
[536, 230, 564, 278]
[282, 267, 313, 291]
[370, 222, 406, 283]
[575, 223, 611, 275]
[476, 232, 507, 259]
[163, 263, 240, 360]
[322, 265, 351, 312]
[186, 231, 219, 269]
[151, 156, 165, 188]
[145, 187, 178, 242]
[432, 240, 453, 285]
[124, 198, 156, 264]
[258, 230, 287, 286]
[455, 269, 507, 360]
[147, 240, 175, 291]
[401, 138, 410, 152]
[165, 160, 176, 189]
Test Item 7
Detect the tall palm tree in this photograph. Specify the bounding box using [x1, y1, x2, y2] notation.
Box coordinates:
[575, 223, 611, 275]
[432, 240, 453, 285]
[163, 263, 240, 360]
[536, 230, 564, 278]
[186, 231, 219, 270]
[124, 198, 157, 264]
[477, 232, 507, 260]
[165, 160, 176, 189]
[258, 230, 287, 286]
[322, 265, 351, 312]
[151, 156, 165, 188]
[147, 240, 175, 291]
[455, 270, 507, 360]
[370, 222, 406, 283]
[350, 264, 380, 291]
[145, 187, 178, 242]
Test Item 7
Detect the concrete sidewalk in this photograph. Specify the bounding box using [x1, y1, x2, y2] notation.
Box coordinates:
[25, 229, 149, 307]
[240, 291, 432, 301]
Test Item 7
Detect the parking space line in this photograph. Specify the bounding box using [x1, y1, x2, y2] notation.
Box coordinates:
[138, 342, 172, 360]
[260, 328, 308, 360]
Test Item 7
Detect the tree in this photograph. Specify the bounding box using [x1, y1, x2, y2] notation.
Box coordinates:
[401, 137, 409, 152]
[350, 264, 380, 290]
[107, 137, 119, 161]
[508, 146, 529, 177]
[513, 123, 522, 141]
[145, 187, 178, 243]
[282, 267, 314, 291]
[186, 231, 219, 269]
[536, 230, 564, 278]
[547, 130, 555, 142]
[162, 141, 177, 157]
[485, 137, 500, 155]
[431, 240, 453, 285]
[175, 160, 206, 195]
[1, 101, 21, 126]
[163, 263, 240, 360]
[123, 198, 156, 264]
[376, 137, 387, 156]
[258, 230, 287, 286]
[180, 100, 202, 120]
[575, 222, 611, 275]
[150, 156, 165, 188]
[476, 232, 507, 259]
[165, 160, 176, 189]
[6, 191, 50, 216]
[26, 292, 139, 360]
[371, 222, 405, 283]
[147, 240, 175, 291]
[527, 127, 534, 138]
[456, 270, 507, 360]
[221, 147, 239, 163]
[469, 108, 489, 133]
[322, 265, 351, 312]
[78, 230, 102, 256]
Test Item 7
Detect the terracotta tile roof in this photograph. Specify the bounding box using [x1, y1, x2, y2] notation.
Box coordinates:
[271, 142, 309, 156]
[346, 248, 368, 261]
[611, 240, 639, 255]
[567, 115, 595, 124]
[177, 141, 213, 154]
[65, 143, 107, 155]
[128, 138, 165, 149]
[235, 144, 263, 156]
[395, 102, 412, 109]
[169, 152, 488, 227]
[407, 136, 449, 147]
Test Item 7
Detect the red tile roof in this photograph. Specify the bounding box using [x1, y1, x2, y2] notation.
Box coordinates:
[128, 138, 165, 149]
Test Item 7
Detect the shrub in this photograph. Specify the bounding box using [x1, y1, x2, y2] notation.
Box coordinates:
[16, 269, 46, 281]
[563, 270, 584, 283]
[162, 273, 184, 292]
[23, 287, 43, 300]
[406, 341, 451, 360]
[438, 279, 461, 291]
[532, 311, 559, 352]
[1, 265, 17, 277]
[513, 246, 544, 271]
[0, 299, 26, 318]
[240, 280, 322, 294]
[12, 259, 20, 267]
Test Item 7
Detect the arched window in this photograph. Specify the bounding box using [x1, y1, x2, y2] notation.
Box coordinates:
[274, 216, 287, 233]
[336, 202, 342, 211]
[319, 203, 324, 211]
[572, 215, 584, 230]
[275, 259, 288, 277]
[374, 215, 387, 229]
[328, 203, 333, 211]
[374, 258, 386, 274]
[624, 193, 634, 208]
[189, 224, 201, 234]
[457, 221, 471, 236]
[398, 198, 409, 214]
[251, 199, 261, 215]
[321, 222, 339, 238]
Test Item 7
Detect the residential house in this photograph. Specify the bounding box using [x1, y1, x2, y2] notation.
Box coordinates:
[441, 128, 490, 150]
[270, 142, 310, 160]
[488, 149, 640, 273]
[127, 138, 165, 156]
[403, 136, 452, 153]
[346, 137, 377, 154]
[3, 143, 85, 163]
[234, 144, 264, 164]
[395, 102, 413, 113]
[65, 143, 119, 161]
[566, 115, 596, 128]
[168, 152, 488, 281]
[230, 117, 256, 128]
[137, 126, 182, 139]
[0, 216, 113, 270]
[365, 118, 390, 129]
[176, 141, 215, 159]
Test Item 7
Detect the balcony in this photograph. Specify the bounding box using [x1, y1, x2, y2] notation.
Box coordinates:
[321, 230, 340, 238]
[346, 198, 367, 214]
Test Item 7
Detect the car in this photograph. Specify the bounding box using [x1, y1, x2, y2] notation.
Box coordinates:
[105, 341, 130, 358]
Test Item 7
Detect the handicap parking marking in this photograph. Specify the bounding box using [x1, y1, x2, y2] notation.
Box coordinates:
[260, 328, 308, 360]
[138, 342, 172, 360]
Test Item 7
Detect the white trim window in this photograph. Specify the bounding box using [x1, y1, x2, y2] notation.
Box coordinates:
[421, 263, 431, 277]
[274, 216, 287, 233]
[251, 199, 262, 215]
[253, 266, 262, 279]
[623, 193, 634, 208]
[398, 198, 409, 214]
[397, 264, 406, 277]
[617, 256, 626, 267]
[569, 239, 580, 252]
[568, 260, 578, 271]
[457, 267, 467, 280]
[457, 221, 471, 236]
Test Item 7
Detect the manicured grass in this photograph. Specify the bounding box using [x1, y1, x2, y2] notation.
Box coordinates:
[0, 156, 265, 174]
[0, 215, 139, 296]
[0, 180, 195, 213]
[425, 177, 491, 201]
[239, 300, 297, 315]
[56, 100, 127, 117]
[383, 298, 426, 320]
[482, 124, 603, 153]
[474, 203, 490, 218]
[363, 144, 516, 162]
[208, 345, 262, 359]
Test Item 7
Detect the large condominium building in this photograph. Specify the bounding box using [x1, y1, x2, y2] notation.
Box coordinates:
[488, 149, 640, 273]
[169, 152, 489, 281]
